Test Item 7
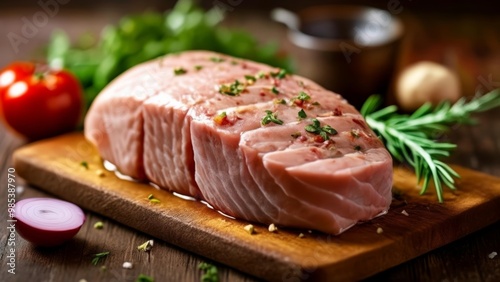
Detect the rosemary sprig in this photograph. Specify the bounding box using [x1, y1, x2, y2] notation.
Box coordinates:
[361, 89, 500, 202]
[91, 251, 110, 265]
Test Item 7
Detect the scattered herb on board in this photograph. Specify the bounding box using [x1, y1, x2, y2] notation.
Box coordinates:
[198, 262, 219, 282]
[361, 89, 500, 202]
[138, 240, 154, 252]
[147, 194, 161, 204]
[243, 224, 255, 235]
[261, 110, 284, 125]
[93, 221, 104, 229]
[268, 223, 278, 232]
[46, 0, 293, 111]
[80, 161, 89, 170]
[136, 274, 154, 282]
[91, 251, 110, 265]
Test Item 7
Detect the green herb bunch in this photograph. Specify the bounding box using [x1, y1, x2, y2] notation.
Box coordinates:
[361, 89, 500, 202]
[198, 262, 219, 282]
[46, 0, 293, 110]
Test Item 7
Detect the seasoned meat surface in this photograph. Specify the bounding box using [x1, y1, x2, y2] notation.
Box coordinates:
[85, 51, 393, 234]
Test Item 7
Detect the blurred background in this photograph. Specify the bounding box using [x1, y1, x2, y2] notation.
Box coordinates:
[1, 2, 499, 281]
[1, 0, 499, 107]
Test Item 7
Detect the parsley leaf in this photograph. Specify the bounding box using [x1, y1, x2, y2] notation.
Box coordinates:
[305, 118, 337, 140]
[261, 110, 284, 125]
[219, 80, 245, 96]
[298, 109, 307, 119]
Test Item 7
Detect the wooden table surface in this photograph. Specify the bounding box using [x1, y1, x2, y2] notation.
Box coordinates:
[1, 3, 500, 282]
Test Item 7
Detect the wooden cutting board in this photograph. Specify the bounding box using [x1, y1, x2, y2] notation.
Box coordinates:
[12, 133, 500, 281]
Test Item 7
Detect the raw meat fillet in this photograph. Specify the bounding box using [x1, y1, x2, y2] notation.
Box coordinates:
[84, 50, 393, 234]
[191, 93, 392, 234]
[141, 53, 281, 198]
[84, 54, 197, 179]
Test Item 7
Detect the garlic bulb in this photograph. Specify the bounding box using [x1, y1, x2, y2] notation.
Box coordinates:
[396, 61, 461, 111]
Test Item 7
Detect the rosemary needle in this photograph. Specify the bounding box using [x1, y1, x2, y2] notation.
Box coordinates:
[361, 89, 500, 202]
[91, 251, 110, 265]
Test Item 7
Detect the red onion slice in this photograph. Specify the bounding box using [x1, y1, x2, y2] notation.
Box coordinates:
[14, 198, 85, 247]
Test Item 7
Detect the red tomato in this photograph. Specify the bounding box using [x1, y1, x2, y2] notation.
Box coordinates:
[0, 62, 83, 140]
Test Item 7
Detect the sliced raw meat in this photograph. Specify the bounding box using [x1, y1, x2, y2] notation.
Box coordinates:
[84, 50, 393, 234]
[191, 93, 392, 234]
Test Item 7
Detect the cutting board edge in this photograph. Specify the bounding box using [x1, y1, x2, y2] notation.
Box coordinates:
[12, 149, 306, 281]
[321, 197, 500, 281]
[11, 134, 500, 282]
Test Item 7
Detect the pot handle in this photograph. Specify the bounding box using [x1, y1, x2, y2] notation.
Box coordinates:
[271, 8, 300, 31]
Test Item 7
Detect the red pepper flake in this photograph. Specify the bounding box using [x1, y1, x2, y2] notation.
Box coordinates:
[313, 135, 325, 143]
[333, 108, 343, 116]
[291, 91, 312, 108]
[352, 118, 367, 129]
[297, 135, 307, 142]
[259, 92, 266, 96]
[256, 72, 267, 79]
[213, 112, 231, 126]
[294, 99, 304, 107]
